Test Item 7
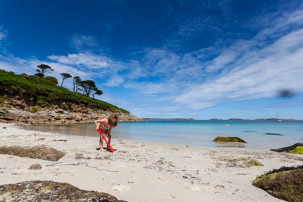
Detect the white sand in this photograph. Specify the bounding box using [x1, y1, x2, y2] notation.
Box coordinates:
[0, 123, 302, 201]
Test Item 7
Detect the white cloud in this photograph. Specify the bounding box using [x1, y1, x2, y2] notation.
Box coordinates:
[167, 6, 303, 110]
[100, 94, 132, 108]
[137, 48, 205, 82]
[0, 32, 6, 41]
[205, 49, 238, 71]
[126, 60, 146, 79]
[48, 52, 130, 87]
[254, 8, 303, 42]
[176, 28, 303, 109]
[178, 15, 222, 38]
[0, 55, 38, 74]
[124, 82, 175, 95]
[128, 105, 186, 118]
[1, 50, 133, 94]
[0, 27, 8, 41]
[48, 53, 110, 69]
[104, 75, 124, 87]
[69, 34, 98, 51]
[47, 62, 90, 78]
[0, 54, 92, 90]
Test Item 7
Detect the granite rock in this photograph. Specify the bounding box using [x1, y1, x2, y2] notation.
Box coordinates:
[0, 180, 126, 201]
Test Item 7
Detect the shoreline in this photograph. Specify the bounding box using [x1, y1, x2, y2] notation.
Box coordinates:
[17, 122, 298, 151]
[1, 122, 302, 201]
[16, 123, 266, 150]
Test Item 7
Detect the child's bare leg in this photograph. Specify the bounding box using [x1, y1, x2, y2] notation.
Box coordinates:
[99, 137, 106, 152]
[108, 134, 111, 145]
[105, 134, 111, 151]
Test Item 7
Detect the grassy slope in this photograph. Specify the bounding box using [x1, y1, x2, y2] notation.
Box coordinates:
[0, 70, 129, 114]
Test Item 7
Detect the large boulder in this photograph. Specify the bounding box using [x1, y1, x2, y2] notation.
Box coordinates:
[0, 180, 125, 201]
[253, 165, 303, 201]
[213, 136, 246, 143]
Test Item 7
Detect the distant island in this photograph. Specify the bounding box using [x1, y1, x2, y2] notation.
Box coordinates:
[209, 118, 249, 120]
[209, 118, 296, 121]
[255, 118, 296, 121]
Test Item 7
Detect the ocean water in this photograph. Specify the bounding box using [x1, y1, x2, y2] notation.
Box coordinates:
[21, 120, 303, 150]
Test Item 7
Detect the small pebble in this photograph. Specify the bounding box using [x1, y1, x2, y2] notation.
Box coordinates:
[28, 164, 42, 170]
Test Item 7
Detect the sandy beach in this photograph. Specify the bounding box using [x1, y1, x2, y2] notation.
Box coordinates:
[0, 122, 302, 202]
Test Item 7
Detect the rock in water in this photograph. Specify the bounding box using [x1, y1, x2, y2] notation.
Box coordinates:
[265, 133, 283, 136]
[289, 146, 303, 154]
[213, 136, 246, 143]
[0, 181, 125, 201]
[253, 165, 303, 201]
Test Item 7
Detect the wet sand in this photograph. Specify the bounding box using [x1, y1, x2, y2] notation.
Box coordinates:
[0, 123, 302, 201]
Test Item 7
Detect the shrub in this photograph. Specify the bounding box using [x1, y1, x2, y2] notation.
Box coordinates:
[45, 76, 58, 85]
[28, 107, 38, 113]
[36, 96, 50, 107]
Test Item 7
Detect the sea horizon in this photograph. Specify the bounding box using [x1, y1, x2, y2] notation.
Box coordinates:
[142, 118, 302, 121]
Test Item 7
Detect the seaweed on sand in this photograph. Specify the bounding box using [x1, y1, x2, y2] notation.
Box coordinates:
[227, 157, 263, 168]
[0, 180, 125, 201]
[253, 165, 303, 201]
[0, 145, 65, 161]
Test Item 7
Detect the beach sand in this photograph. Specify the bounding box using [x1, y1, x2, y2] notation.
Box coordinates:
[0, 123, 302, 201]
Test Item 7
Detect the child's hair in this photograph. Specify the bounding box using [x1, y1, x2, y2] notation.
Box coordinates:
[108, 114, 118, 127]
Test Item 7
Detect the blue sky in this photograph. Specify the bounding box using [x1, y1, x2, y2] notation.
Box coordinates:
[1, 0, 303, 119]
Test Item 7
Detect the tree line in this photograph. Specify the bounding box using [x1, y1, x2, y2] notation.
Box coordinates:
[34, 64, 103, 98]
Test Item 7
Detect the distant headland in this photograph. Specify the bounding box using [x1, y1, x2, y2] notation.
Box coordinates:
[143, 118, 195, 121]
[0, 69, 142, 124]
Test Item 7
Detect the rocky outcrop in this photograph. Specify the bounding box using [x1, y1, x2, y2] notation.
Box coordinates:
[0, 180, 125, 201]
[253, 165, 303, 201]
[213, 136, 247, 143]
[0, 145, 65, 161]
[271, 143, 303, 153]
[0, 97, 143, 124]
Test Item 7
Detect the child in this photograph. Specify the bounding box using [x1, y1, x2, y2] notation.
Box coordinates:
[95, 115, 118, 152]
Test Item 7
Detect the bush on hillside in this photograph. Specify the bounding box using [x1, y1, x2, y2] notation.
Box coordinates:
[45, 76, 58, 85]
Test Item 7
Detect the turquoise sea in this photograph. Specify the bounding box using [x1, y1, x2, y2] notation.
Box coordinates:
[22, 120, 303, 150]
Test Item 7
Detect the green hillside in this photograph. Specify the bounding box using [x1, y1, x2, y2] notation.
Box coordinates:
[0, 70, 129, 114]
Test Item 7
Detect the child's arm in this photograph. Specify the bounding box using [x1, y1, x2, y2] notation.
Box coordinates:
[94, 119, 105, 130]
